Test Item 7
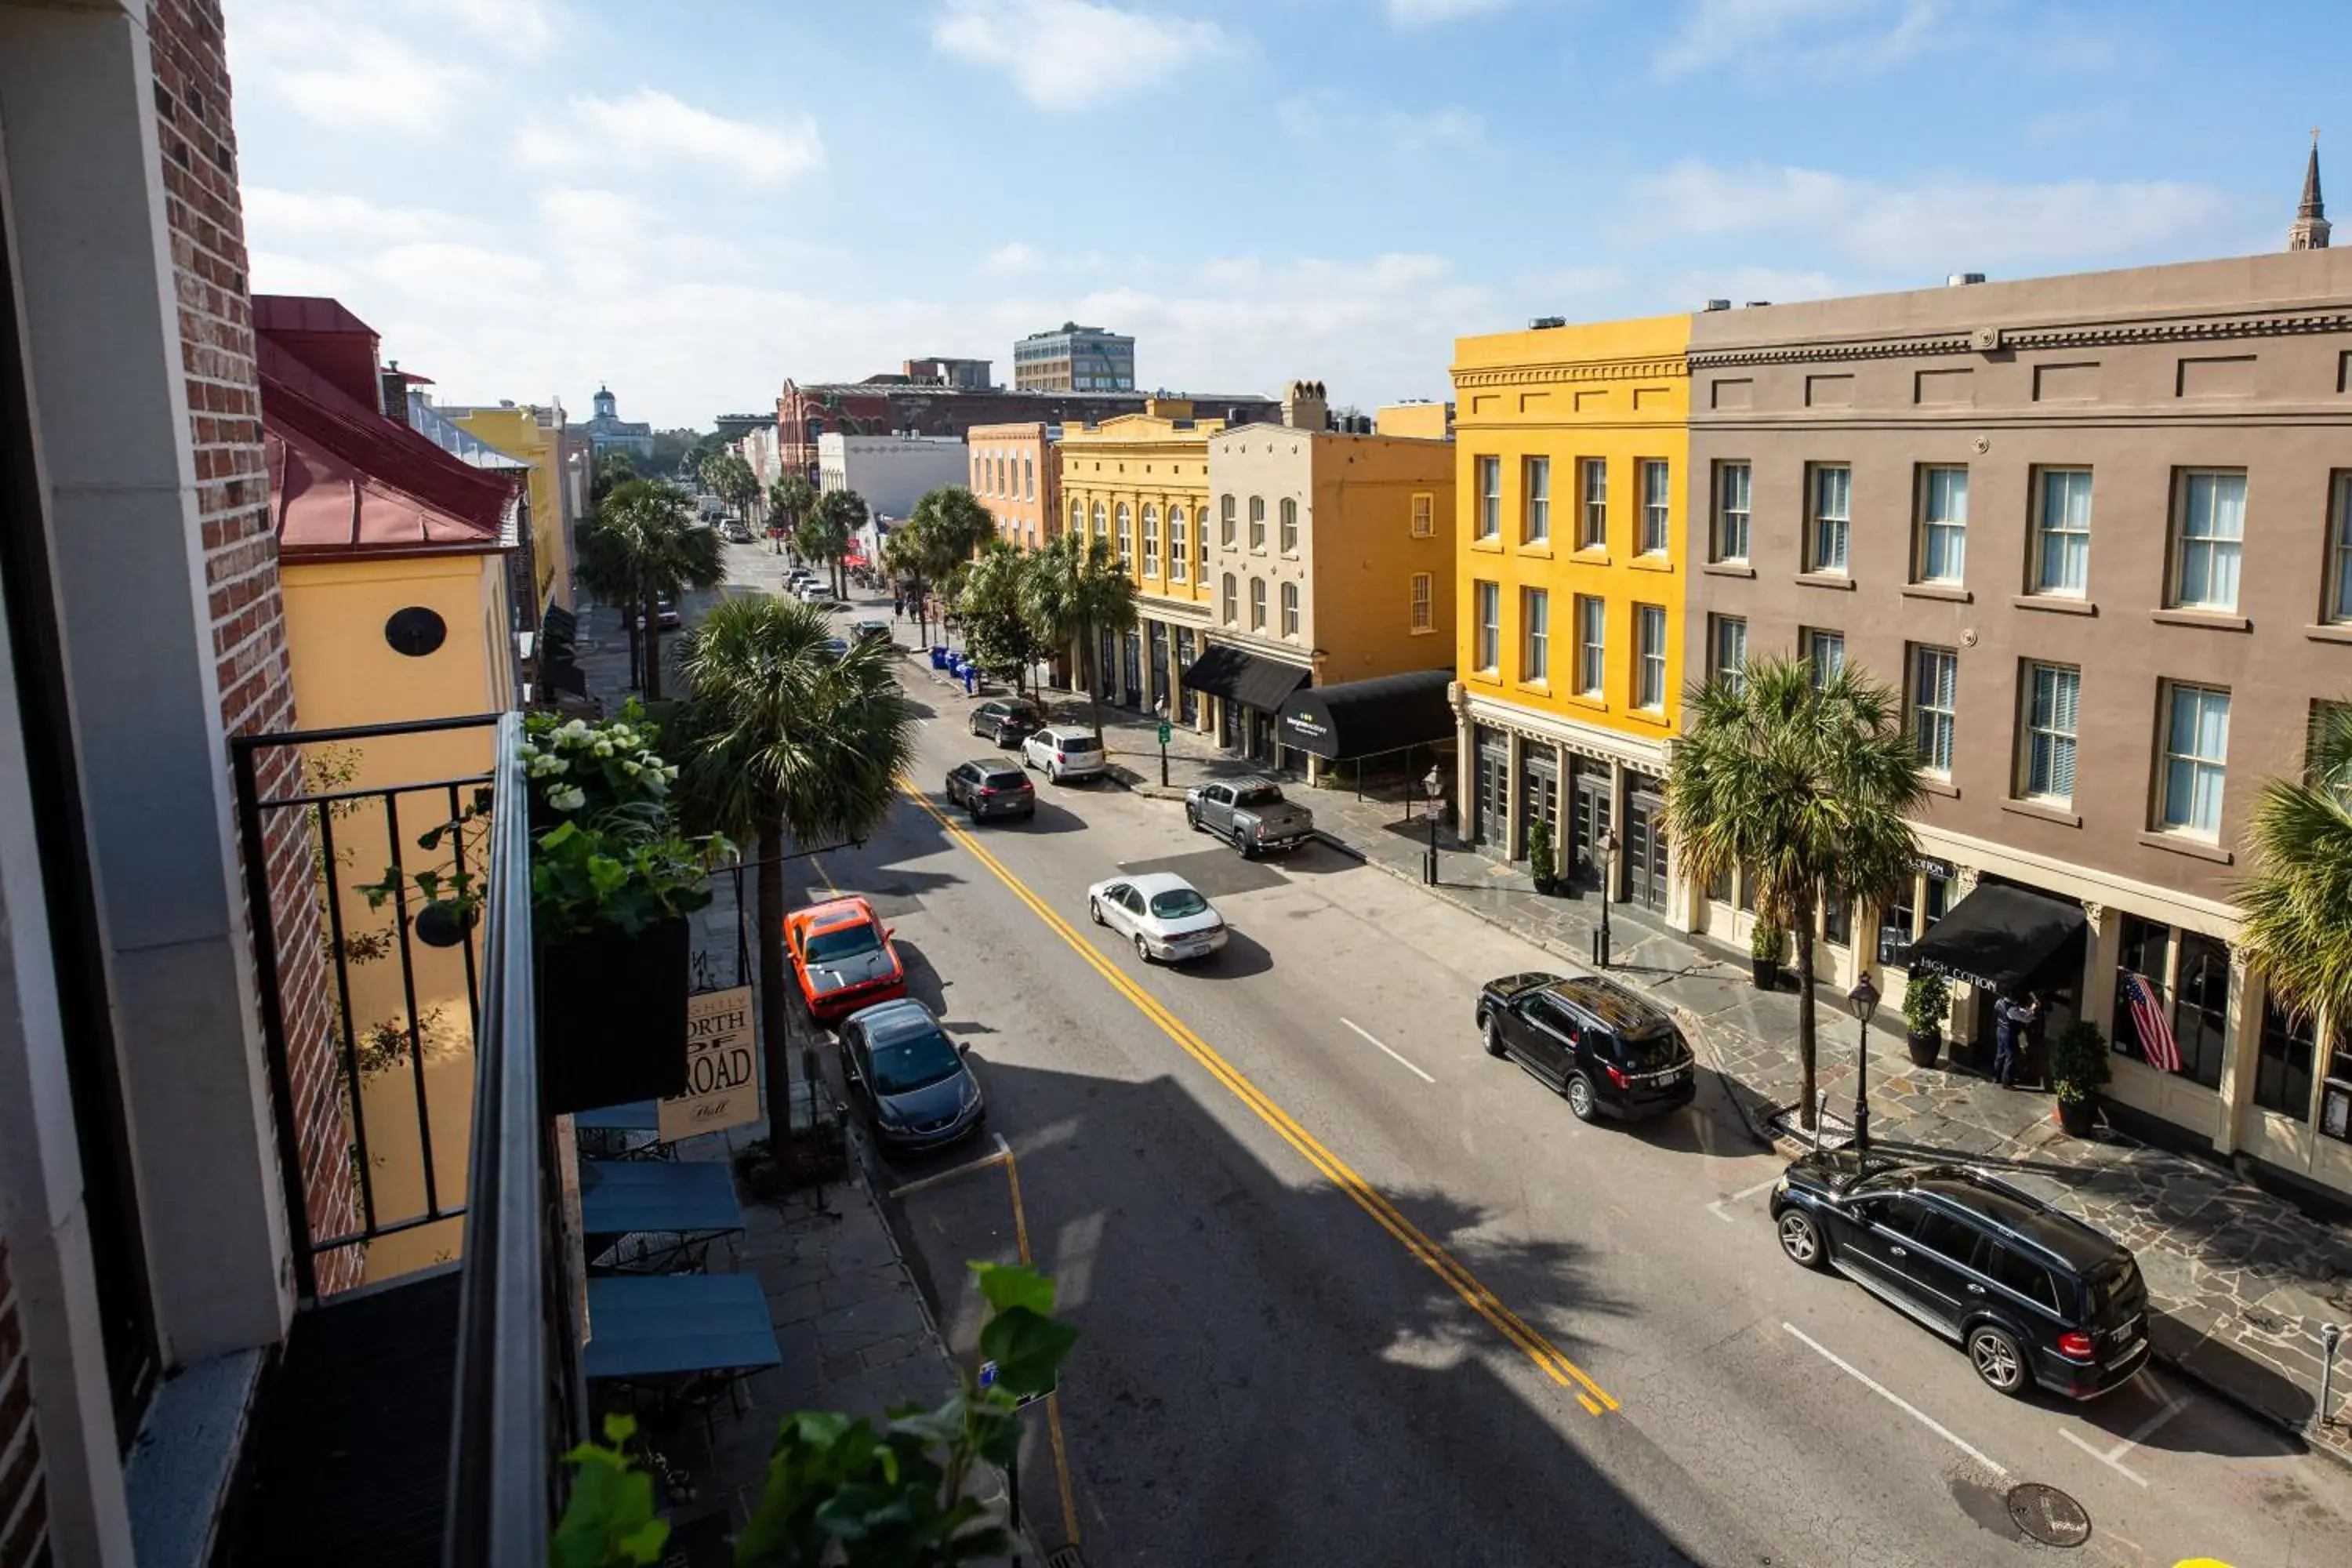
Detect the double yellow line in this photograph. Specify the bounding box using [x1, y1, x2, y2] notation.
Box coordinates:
[896, 779, 1621, 1417]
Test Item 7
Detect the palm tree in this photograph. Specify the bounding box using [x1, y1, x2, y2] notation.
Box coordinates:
[769, 474, 817, 555]
[798, 488, 864, 598]
[2240, 701, 2352, 1044]
[1664, 654, 1926, 1131]
[909, 485, 996, 598]
[675, 598, 915, 1137]
[956, 541, 1047, 698]
[579, 479, 725, 701]
[1019, 532, 1137, 742]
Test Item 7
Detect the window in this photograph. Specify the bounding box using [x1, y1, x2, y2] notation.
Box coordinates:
[2032, 467, 2092, 596]
[2331, 473, 2352, 622]
[1635, 604, 1667, 711]
[1410, 572, 1433, 631]
[1521, 588, 1550, 683]
[1168, 506, 1189, 582]
[1714, 461, 1751, 562]
[2256, 998, 2318, 1117]
[1575, 596, 1606, 696]
[2159, 682, 2230, 837]
[1069, 500, 1083, 537]
[1221, 572, 1238, 624]
[1091, 502, 1107, 542]
[1250, 576, 1267, 630]
[1802, 627, 1844, 683]
[1524, 457, 1551, 544]
[1115, 503, 1132, 567]
[1916, 466, 1968, 583]
[1248, 495, 1267, 550]
[1218, 494, 1237, 546]
[1904, 1207, 1984, 1270]
[1475, 457, 1501, 539]
[2172, 931, 2231, 1088]
[1809, 464, 1851, 573]
[1909, 646, 1958, 775]
[1640, 459, 1671, 555]
[1710, 614, 1747, 695]
[1991, 1246, 2061, 1314]
[1474, 581, 1501, 672]
[1024, 456, 1035, 500]
[1278, 497, 1298, 554]
[2171, 470, 2245, 611]
[2020, 662, 2080, 804]
[1578, 458, 1607, 549]
[1198, 514, 1209, 572]
[1280, 582, 1300, 637]
[1141, 505, 1159, 577]
[1411, 492, 1435, 537]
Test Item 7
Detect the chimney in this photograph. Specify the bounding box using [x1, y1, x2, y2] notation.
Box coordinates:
[1282, 379, 1329, 431]
[379, 361, 410, 424]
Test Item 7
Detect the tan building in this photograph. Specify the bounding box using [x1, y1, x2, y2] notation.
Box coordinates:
[1686, 231, 2352, 1199]
[966, 421, 1060, 549]
[1198, 381, 1457, 773]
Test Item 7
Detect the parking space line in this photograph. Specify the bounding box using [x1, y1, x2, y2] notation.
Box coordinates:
[1780, 1322, 2009, 1478]
[2060, 1426, 2149, 1486]
[1705, 1176, 1780, 1224]
[1341, 1018, 1436, 1084]
[885, 1133, 1012, 1200]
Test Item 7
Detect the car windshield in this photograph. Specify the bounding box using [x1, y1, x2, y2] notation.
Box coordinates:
[869, 1025, 961, 1094]
[1236, 786, 1284, 808]
[804, 923, 881, 964]
[1149, 887, 1209, 919]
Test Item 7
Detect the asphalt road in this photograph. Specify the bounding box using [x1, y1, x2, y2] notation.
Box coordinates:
[731, 545, 2352, 1568]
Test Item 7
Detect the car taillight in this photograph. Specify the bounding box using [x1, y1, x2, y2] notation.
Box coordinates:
[1054, 752, 1065, 763]
[979, 786, 997, 796]
[2058, 1330, 2095, 1361]
[1604, 1064, 1629, 1089]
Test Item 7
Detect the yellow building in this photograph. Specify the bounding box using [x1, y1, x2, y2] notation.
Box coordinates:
[445, 399, 575, 618]
[1450, 314, 1692, 915]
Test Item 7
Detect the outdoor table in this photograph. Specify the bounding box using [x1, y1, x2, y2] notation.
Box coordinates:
[580, 1159, 745, 1273]
[572, 1099, 668, 1160]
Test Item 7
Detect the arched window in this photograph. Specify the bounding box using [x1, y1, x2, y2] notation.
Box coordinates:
[1250, 577, 1268, 630]
[1168, 506, 1189, 583]
[1221, 572, 1238, 624]
[1141, 506, 1160, 577]
[1279, 497, 1298, 554]
[1115, 503, 1132, 566]
[1092, 502, 1107, 542]
[1248, 495, 1268, 550]
[1069, 499, 1083, 538]
[1281, 581, 1300, 637]
[1220, 494, 1237, 546]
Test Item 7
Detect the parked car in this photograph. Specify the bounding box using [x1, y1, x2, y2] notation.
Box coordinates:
[1021, 725, 1105, 783]
[839, 997, 985, 1152]
[819, 636, 851, 662]
[633, 597, 683, 631]
[969, 697, 1046, 746]
[1087, 871, 1228, 964]
[786, 568, 816, 587]
[1770, 1153, 2151, 1399]
[794, 580, 833, 605]
[1187, 777, 1314, 858]
[1474, 972, 1696, 1124]
[945, 757, 1035, 822]
[724, 521, 754, 543]
[783, 895, 906, 1025]
[850, 618, 891, 644]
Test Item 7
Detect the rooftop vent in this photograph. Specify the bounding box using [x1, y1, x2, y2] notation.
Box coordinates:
[1744, 300, 1772, 308]
[1529, 315, 1567, 329]
[1703, 299, 1732, 312]
[1947, 272, 1987, 286]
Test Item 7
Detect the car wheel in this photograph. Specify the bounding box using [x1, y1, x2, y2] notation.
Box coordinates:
[1185, 805, 1201, 831]
[1088, 897, 1105, 927]
[967, 804, 982, 823]
[1134, 932, 1152, 963]
[1482, 1014, 1506, 1058]
[1776, 1209, 1827, 1270]
[1564, 1073, 1599, 1123]
[1967, 1326, 2030, 1397]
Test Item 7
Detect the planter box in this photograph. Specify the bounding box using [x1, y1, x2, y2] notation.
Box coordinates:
[538, 917, 691, 1116]
[2055, 1096, 2098, 1138]
[1751, 956, 1778, 991]
[1905, 1029, 1942, 1069]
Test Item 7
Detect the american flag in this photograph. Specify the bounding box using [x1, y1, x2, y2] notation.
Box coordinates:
[2122, 971, 2182, 1073]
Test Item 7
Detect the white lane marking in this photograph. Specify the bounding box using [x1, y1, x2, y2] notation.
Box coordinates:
[1780, 1322, 2010, 1478]
[1341, 1018, 1436, 1084]
[2060, 1427, 2148, 1486]
[2060, 1378, 2187, 1486]
[1706, 1176, 1782, 1224]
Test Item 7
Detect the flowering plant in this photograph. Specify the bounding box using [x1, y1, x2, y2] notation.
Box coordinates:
[518, 704, 681, 825]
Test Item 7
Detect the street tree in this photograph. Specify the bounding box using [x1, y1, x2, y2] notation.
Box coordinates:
[768, 474, 817, 553]
[1019, 531, 1136, 742]
[575, 478, 725, 702]
[954, 542, 1048, 697]
[2240, 700, 2352, 1041]
[590, 450, 641, 504]
[673, 597, 913, 1145]
[888, 485, 996, 644]
[1664, 654, 1925, 1131]
[797, 488, 864, 597]
[702, 452, 760, 523]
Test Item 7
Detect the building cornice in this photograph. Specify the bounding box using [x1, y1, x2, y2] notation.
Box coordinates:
[1690, 303, 2352, 371]
[1451, 356, 1689, 390]
[1461, 693, 1670, 771]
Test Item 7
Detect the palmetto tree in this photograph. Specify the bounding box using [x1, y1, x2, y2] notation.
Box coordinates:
[2240, 702, 2352, 1044]
[1665, 654, 1926, 1130]
[576, 478, 724, 701]
[798, 488, 864, 598]
[675, 597, 915, 1134]
[956, 541, 1048, 697]
[769, 473, 817, 554]
[1019, 532, 1137, 742]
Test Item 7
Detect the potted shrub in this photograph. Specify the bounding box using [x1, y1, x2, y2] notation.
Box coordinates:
[2049, 1018, 2109, 1136]
[1749, 921, 1784, 990]
[1901, 970, 1951, 1068]
[1526, 820, 1558, 896]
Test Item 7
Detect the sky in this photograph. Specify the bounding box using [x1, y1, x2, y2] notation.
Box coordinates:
[230, 0, 2350, 430]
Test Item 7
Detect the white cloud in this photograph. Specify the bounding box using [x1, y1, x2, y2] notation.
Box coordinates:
[931, 0, 1238, 111]
[228, 5, 481, 131]
[514, 89, 822, 186]
[1653, 0, 1947, 79]
[242, 187, 471, 247]
[1277, 90, 1483, 155]
[983, 242, 1047, 275]
[405, 0, 565, 56]
[1387, 0, 1512, 24]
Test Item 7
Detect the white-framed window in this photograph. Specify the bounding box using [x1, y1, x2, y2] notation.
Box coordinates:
[1575, 595, 1605, 697]
[1115, 503, 1132, 567]
[1281, 581, 1300, 637]
[1024, 456, 1034, 500]
[1411, 492, 1435, 538]
[1220, 493, 1236, 546]
[1803, 627, 1845, 684]
[1524, 457, 1551, 544]
[1640, 459, 1671, 555]
[1410, 572, 1433, 631]
[1710, 613, 1747, 695]
[2020, 662, 2080, 804]
[1578, 458, 1607, 549]
[1248, 495, 1267, 550]
[1069, 499, 1084, 537]
[1714, 460, 1751, 562]
[1474, 580, 1500, 672]
[1909, 645, 1958, 775]
[1141, 505, 1159, 577]
[1168, 506, 1189, 583]
[2328, 472, 2352, 622]
[1810, 463, 1851, 573]
[1635, 604, 1667, 711]
[1198, 513, 1209, 572]
[1279, 497, 1298, 554]
[1521, 588, 1549, 684]
[1476, 457, 1501, 539]
[1250, 576, 1267, 630]
[2159, 682, 2231, 837]
[1091, 502, 1107, 542]
[1221, 572, 1238, 624]
[2171, 470, 2245, 612]
[1916, 465, 1967, 583]
[2032, 467, 2092, 596]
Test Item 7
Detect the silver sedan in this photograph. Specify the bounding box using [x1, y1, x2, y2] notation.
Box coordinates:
[1086, 871, 1229, 964]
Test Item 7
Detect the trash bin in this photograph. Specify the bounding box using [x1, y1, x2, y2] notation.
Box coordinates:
[963, 666, 978, 695]
[929, 646, 948, 670]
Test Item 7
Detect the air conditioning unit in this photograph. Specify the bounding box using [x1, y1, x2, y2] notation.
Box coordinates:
[1703, 299, 1732, 312]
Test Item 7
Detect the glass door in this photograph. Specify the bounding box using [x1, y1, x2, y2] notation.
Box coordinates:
[1570, 758, 1612, 890]
[1473, 730, 1510, 850]
[1625, 790, 1669, 911]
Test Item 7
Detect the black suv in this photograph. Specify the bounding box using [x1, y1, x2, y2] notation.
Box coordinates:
[970, 697, 1046, 746]
[945, 758, 1035, 822]
[1770, 1153, 2151, 1399]
[1474, 972, 1696, 1123]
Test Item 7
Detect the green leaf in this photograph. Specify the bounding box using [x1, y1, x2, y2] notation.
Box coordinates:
[977, 1305, 1076, 1396]
[967, 1260, 1055, 1318]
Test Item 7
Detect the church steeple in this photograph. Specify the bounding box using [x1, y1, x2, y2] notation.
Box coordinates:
[2290, 129, 2331, 250]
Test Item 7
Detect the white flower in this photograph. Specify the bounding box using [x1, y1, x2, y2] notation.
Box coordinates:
[547, 785, 586, 812]
[593, 741, 613, 757]
[622, 760, 643, 777]
[561, 719, 590, 737]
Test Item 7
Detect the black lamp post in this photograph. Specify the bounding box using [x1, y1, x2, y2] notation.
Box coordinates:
[1848, 972, 1881, 1154]
[1593, 827, 1618, 969]
[1422, 765, 1444, 885]
[1154, 696, 1171, 788]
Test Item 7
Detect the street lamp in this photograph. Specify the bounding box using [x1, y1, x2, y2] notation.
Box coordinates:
[1847, 971, 1881, 1155]
[1593, 827, 1618, 969]
[1421, 765, 1445, 886]
[1154, 696, 1171, 789]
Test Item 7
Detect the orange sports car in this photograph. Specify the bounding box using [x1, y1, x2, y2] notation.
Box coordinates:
[785, 895, 906, 1025]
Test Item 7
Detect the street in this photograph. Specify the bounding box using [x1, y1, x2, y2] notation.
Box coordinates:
[746, 545, 2352, 1568]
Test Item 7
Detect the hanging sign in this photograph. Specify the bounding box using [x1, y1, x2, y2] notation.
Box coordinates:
[659, 986, 759, 1142]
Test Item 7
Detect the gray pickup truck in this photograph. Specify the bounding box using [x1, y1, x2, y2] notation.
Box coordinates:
[1187, 776, 1315, 858]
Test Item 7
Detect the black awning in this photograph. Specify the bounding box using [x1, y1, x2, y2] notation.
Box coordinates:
[1181, 644, 1309, 712]
[1907, 883, 2085, 993]
[1277, 669, 1454, 761]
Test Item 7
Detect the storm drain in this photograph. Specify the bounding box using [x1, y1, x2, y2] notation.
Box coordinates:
[1044, 1548, 1087, 1568]
[2005, 1483, 2092, 1548]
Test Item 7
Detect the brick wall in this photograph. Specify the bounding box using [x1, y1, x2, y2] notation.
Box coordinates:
[0, 1240, 43, 1568]
[150, 0, 361, 1294]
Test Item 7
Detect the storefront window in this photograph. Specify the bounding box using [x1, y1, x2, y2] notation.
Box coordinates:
[1705, 865, 1732, 904]
[2172, 933, 2230, 1089]
[2112, 916, 2170, 1065]
[1821, 895, 1851, 947]
[1737, 868, 1755, 914]
[2254, 1000, 2318, 1118]
[1880, 880, 1916, 964]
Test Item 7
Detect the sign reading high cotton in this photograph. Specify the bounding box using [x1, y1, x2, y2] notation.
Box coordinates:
[659, 986, 758, 1142]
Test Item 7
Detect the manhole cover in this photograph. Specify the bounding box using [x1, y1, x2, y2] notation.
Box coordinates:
[2005, 1482, 2091, 1547]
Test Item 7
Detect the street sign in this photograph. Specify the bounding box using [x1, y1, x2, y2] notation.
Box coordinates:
[976, 1359, 1052, 1409]
[1156, 721, 1171, 745]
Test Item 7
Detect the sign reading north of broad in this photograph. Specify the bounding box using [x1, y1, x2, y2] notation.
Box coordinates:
[659, 985, 759, 1142]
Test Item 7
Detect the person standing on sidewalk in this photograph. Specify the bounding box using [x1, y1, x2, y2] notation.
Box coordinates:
[1992, 992, 2039, 1088]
